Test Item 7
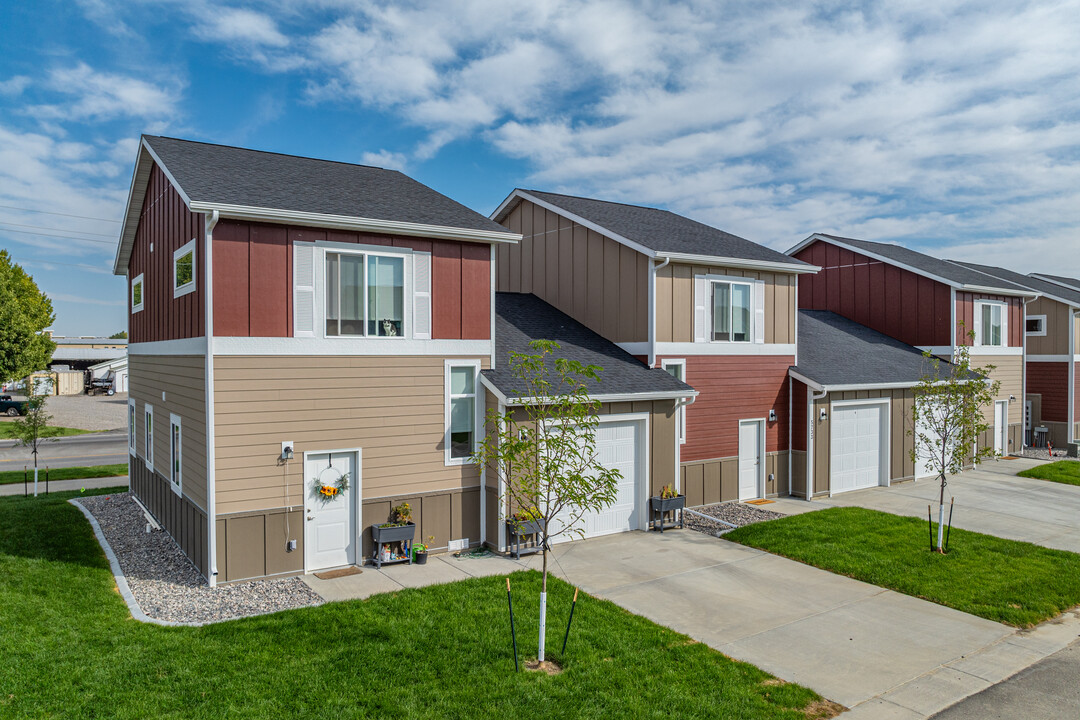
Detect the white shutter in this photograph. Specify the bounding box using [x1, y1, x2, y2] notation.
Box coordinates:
[754, 280, 766, 344]
[693, 275, 708, 342]
[413, 251, 432, 340]
[293, 243, 316, 338]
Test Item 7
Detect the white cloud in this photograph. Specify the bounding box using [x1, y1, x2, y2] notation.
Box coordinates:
[360, 149, 408, 171]
[0, 76, 30, 96]
[193, 7, 290, 47]
[28, 63, 180, 122]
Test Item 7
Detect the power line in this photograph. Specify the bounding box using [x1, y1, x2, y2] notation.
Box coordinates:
[0, 226, 116, 245]
[0, 203, 121, 223]
[0, 220, 116, 237]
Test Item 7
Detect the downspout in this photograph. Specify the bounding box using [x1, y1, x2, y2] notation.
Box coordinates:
[1020, 295, 1036, 448]
[479, 388, 487, 548]
[204, 209, 219, 586]
[806, 386, 828, 501]
[648, 257, 671, 368]
[1071, 311, 1078, 443]
[787, 375, 793, 496]
[496, 399, 507, 552]
[672, 394, 696, 494]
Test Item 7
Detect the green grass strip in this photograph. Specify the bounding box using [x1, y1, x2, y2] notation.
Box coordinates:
[1018, 460, 1080, 487]
[0, 463, 129, 485]
[0, 424, 93, 440]
[726, 506, 1080, 628]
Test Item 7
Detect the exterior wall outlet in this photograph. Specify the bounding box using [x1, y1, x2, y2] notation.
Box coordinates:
[286, 539, 296, 552]
[448, 538, 468, 551]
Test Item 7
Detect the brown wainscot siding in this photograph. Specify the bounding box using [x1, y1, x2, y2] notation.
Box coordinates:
[680, 452, 791, 505]
[496, 199, 648, 344]
[655, 263, 796, 344]
[128, 354, 209, 575]
[128, 163, 205, 343]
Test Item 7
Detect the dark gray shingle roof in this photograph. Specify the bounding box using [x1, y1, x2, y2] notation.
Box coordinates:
[483, 293, 695, 400]
[950, 261, 1080, 306]
[793, 310, 947, 387]
[1032, 273, 1080, 293]
[813, 234, 1031, 294]
[144, 136, 507, 233]
[510, 190, 812, 267]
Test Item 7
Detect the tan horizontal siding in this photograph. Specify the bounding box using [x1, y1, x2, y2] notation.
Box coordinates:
[129, 354, 208, 512]
[970, 354, 1023, 426]
[213, 355, 488, 515]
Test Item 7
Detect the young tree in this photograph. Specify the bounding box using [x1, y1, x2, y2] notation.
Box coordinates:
[475, 340, 622, 663]
[10, 389, 57, 497]
[909, 336, 1000, 552]
[109, 331, 128, 339]
[0, 251, 56, 383]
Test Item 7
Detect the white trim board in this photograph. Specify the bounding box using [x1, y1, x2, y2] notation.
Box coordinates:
[479, 375, 697, 407]
[916, 345, 1024, 357]
[213, 337, 492, 356]
[620, 341, 796, 356]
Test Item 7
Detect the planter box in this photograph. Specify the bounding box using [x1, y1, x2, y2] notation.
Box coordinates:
[370, 521, 416, 568]
[506, 519, 544, 559]
[649, 495, 686, 533]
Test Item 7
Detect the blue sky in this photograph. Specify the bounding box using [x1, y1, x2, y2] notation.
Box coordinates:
[1, 0, 1079, 336]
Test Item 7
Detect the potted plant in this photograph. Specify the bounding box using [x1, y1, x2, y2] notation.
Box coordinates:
[649, 485, 686, 532]
[505, 506, 544, 559]
[413, 535, 435, 565]
[370, 503, 416, 568]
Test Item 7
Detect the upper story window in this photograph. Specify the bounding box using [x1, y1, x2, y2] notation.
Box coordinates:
[325, 252, 405, 337]
[976, 301, 1006, 347]
[445, 361, 480, 465]
[694, 274, 764, 345]
[662, 359, 687, 444]
[1026, 315, 1046, 337]
[712, 281, 752, 343]
[131, 273, 144, 313]
[173, 239, 196, 298]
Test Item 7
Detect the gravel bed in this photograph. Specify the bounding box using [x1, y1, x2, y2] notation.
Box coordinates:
[684, 502, 785, 537]
[76, 492, 322, 624]
[1019, 447, 1077, 462]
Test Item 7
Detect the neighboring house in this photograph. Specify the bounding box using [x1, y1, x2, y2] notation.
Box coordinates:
[789, 311, 955, 497]
[491, 190, 819, 505]
[48, 336, 127, 371]
[113, 135, 520, 584]
[788, 234, 1036, 461]
[481, 293, 696, 550]
[954, 266, 1080, 447]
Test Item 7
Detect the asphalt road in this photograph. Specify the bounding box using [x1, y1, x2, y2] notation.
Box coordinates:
[931, 638, 1080, 719]
[0, 430, 129, 470]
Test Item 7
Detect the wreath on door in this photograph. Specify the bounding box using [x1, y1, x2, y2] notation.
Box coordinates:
[311, 466, 350, 502]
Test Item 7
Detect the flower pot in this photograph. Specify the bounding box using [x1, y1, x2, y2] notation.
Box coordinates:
[414, 550, 428, 565]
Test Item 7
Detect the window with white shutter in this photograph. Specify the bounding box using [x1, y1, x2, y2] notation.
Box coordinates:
[293, 243, 316, 338]
[693, 274, 767, 344]
[413, 251, 432, 340]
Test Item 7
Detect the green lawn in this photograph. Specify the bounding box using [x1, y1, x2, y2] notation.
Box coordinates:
[0, 423, 92, 439]
[1018, 460, 1080, 487]
[725, 507, 1080, 628]
[0, 462, 129, 485]
[0, 489, 837, 719]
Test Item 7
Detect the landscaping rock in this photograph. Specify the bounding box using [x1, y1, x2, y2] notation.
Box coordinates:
[76, 492, 322, 624]
[685, 502, 784, 537]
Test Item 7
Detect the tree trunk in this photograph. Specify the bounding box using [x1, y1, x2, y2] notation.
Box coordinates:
[936, 472, 946, 551]
[539, 545, 548, 662]
[32, 448, 38, 498]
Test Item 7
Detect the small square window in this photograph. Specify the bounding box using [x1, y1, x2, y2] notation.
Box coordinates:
[173, 239, 196, 298]
[1026, 316, 1046, 336]
[131, 274, 144, 313]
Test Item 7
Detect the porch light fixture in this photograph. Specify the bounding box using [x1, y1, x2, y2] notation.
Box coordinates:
[768, 409, 777, 422]
[819, 409, 828, 421]
[280, 442, 294, 462]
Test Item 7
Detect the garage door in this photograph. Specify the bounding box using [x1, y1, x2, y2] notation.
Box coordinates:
[830, 403, 884, 493]
[551, 419, 643, 540]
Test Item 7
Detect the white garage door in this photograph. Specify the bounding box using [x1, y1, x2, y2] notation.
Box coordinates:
[830, 403, 885, 493]
[551, 419, 643, 540]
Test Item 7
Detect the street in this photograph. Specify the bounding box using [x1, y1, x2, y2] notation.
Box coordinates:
[0, 430, 129, 470]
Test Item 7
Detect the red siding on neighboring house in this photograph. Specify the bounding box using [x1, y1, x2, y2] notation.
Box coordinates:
[795, 240, 951, 347]
[667, 355, 792, 460]
[791, 378, 807, 452]
[128, 163, 205, 343]
[954, 292, 1023, 347]
[1028, 362, 1069, 422]
[212, 221, 491, 339]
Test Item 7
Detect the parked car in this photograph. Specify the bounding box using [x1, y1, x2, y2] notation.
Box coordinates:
[0, 396, 28, 416]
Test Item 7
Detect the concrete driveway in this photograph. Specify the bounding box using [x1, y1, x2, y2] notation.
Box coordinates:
[521, 530, 1026, 714]
[793, 457, 1080, 554]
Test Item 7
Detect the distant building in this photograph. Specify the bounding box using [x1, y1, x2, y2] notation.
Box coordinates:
[47, 334, 127, 371]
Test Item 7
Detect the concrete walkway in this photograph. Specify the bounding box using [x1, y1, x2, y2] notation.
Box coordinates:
[771, 457, 1080, 554]
[0, 475, 129, 497]
[300, 530, 1080, 717]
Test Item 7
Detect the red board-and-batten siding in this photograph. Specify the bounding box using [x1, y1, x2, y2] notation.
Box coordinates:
[128, 164, 205, 343]
[794, 240, 1022, 348]
[212, 221, 491, 339]
[1028, 362, 1069, 422]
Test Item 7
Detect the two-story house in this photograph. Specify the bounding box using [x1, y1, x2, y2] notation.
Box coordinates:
[114, 136, 522, 584]
[787, 234, 1036, 496]
[1029, 273, 1080, 445]
[491, 190, 819, 506]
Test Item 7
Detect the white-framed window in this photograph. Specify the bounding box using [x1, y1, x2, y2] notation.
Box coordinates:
[131, 273, 145, 313]
[662, 359, 687, 445]
[1026, 315, 1046, 337]
[128, 399, 136, 455]
[173, 238, 196, 298]
[325, 251, 405, 337]
[169, 413, 182, 495]
[445, 360, 481, 465]
[144, 404, 154, 471]
[975, 301, 1006, 347]
[693, 274, 765, 345]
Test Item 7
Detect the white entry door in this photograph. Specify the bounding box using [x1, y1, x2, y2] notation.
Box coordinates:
[994, 400, 1009, 455]
[305, 451, 357, 572]
[550, 419, 644, 540]
[738, 420, 763, 500]
[831, 403, 884, 493]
